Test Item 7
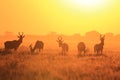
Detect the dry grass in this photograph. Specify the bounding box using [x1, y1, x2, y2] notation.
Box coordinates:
[0, 50, 120, 80]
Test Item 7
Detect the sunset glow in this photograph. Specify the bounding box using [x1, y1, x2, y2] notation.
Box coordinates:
[0, 1, 120, 80]
[63, 0, 106, 11]
[0, 0, 119, 35]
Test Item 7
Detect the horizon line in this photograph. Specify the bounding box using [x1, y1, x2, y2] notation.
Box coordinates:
[0, 30, 119, 36]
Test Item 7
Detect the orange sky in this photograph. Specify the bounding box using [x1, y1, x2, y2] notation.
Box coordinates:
[0, 0, 120, 35]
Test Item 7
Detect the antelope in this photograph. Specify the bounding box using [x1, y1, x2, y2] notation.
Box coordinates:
[57, 36, 69, 55]
[4, 32, 25, 51]
[29, 40, 44, 53]
[94, 34, 105, 55]
[77, 42, 86, 56]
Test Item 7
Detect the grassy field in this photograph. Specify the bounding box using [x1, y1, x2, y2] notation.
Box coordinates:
[0, 50, 120, 80]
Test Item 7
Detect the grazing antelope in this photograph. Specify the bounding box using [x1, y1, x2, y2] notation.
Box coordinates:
[29, 40, 44, 53]
[57, 36, 69, 55]
[77, 42, 86, 56]
[94, 34, 105, 55]
[4, 32, 25, 51]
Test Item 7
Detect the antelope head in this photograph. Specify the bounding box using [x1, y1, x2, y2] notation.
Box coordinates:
[100, 34, 105, 41]
[29, 44, 34, 52]
[57, 36, 64, 47]
[17, 32, 25, 42]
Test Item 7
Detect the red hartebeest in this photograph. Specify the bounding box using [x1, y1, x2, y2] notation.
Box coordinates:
[57, 36, 69, 55]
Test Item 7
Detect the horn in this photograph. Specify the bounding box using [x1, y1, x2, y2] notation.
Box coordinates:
[17, 32, 21, 38]
[22, 32, 25, 37]
[22, 32, 24, 36]
[58, 36, 62, 40]
[100, 34, 102, 38]
[103, 35, 105, 38]
[18, 32, 21, 35]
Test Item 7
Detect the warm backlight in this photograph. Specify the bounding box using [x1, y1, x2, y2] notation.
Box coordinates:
[0, 0, 119, 35]
[62, 0, 112, 12]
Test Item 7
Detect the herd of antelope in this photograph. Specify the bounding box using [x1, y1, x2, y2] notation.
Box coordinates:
[1, 32, 105, 56]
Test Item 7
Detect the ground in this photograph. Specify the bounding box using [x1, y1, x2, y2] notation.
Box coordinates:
[0, 50, 120, 80]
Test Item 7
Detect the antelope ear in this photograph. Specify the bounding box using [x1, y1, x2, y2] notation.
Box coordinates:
[23, 35, 25, 38]
[17, 35, 20, 38]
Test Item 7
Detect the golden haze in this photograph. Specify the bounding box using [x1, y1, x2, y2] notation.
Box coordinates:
[0, 0, 120, 35]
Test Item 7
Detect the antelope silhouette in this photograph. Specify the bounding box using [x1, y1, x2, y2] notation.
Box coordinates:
[57, 36, 69, 55]
[4, 32, 25, 51]
[29, 40, 44, 53]
[94, 34, 105, 54]
[77, 42, 86, 56]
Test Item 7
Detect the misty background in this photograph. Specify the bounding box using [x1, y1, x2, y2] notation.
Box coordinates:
[0, 31, 119, 53]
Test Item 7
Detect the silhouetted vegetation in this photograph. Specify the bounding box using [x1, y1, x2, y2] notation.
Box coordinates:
[0, 31, 120, 80]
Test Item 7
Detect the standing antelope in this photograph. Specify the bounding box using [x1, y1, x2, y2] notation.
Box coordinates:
[4, 32, 25, 51]
[29, 40, 44, 53]
[57, 36, 69, 55]
[94, 34, 105, 55]
[77, 42, 86, 56]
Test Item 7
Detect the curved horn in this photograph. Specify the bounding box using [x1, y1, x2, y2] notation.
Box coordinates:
[22, 32, 24, 36]
[103, 35, 105, 38]
[58, 36, 62, 40]
[100, 34, 102, 38]
[18, 32, 21, 35]
[17, 32, 21, 38]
